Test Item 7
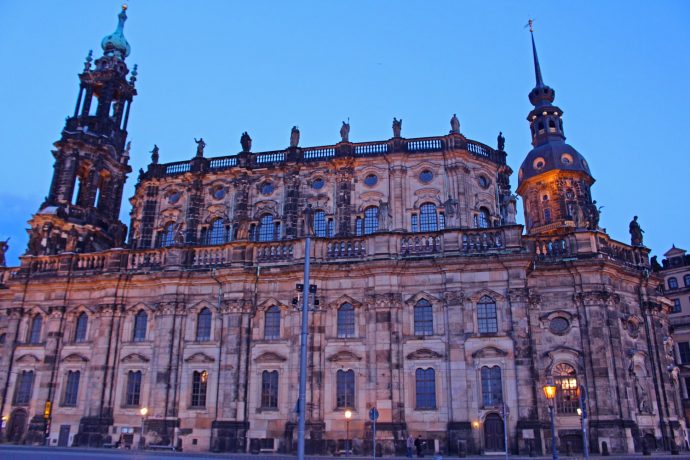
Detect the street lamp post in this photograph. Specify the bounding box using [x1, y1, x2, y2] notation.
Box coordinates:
[345, 410, 352, 456]
[577, 385, 589, 460]
[543, 378, 558, 460]
[139, 407, 148, 450]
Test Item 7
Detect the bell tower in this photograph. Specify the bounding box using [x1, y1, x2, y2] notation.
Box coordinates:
[27, 6, 137, 255]
[516, 22, 598, 235]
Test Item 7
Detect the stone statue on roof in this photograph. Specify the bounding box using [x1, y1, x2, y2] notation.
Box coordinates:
[629, 215, 644, 246]
[194, 138, 206, 157]
[241, 132, 252, 152]
[497, 132, 505, 151]
[290, 126, 300, 148]
[340, 121, 350, 143]
[392, 118, 402, 138]
[450, 114, 460, 134]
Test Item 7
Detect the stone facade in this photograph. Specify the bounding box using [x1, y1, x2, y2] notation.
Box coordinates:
[0, 7, 684, 456]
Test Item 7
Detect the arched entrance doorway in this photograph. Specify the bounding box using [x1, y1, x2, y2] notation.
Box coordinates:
[484, 413, 505, 452]
[6, 409, 27, 443]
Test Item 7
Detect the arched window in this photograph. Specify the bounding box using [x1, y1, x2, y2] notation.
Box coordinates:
[337, 303, 355, 338]
[364, 206, 379, 235]
[548, 119, 556, 132]
[160, 222, 175, 247]
[336, 369, 355, 408]
[264, 306, 281, 340]
[191, 371, 208, 407]
[27, 315, 42, 344]
[261, 370, 279, 408]
[481, 366, 503, 407]
[62, 370, 81, 407]
[414, 299, 433, 336]
[313, 210, 327, 237]
[544, 208, 552, 224]
[669, 277, 679, 290]
[74, 312, 88, 343]
[13, 370, 34, 405]
[355, 217, 363, 236]
[420, 203, 438, 232]
[478, 207, 490, 228]
[258, 214, 274, 242]
[553, 363, 579, 414]
[207, 218, 227, 245]
[684, 275, 690, 287]
[477, 296, 498, 334]
[415, 368, 436, 409]
[538, 121, 545, 133]
[125, 370, 142, 406]
[133, 310, 147, 342]
[196, 308, 212, 341]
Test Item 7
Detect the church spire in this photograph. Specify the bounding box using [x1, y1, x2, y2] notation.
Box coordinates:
[101, 4, 131, 59]
[527, 21, 556, 110]
[529, 20, 545, 88]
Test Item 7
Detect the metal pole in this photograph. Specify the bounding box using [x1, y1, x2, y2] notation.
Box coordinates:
[373, 419, 376, 460]
[346, 419, 350, 456]
[503, 401, 509, 459]
[140, 417, 145, 450]
[550, 405, 558, 460]
[581, 411, 589, 460]
[297, 234, 311, 460]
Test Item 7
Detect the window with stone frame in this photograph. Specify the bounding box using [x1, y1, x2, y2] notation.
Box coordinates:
[62, 370, 80, 407]
[685, 274, 690, 287]
[678, 342, 690, 365]
[132, 310, 147, 342]
[196, 308, 212, 341]
[413, 299, 434, 336]
[160, 222, 175, 247]
[336, 369, 355, 408]
[125, 370, 142, 406]
[313, 210, 327, 237]
[261, 370, 279, 408]
[420, 203, 438, 232]
[411, 214, 418, 232]
[553, 363, 579, 414]
[27, 315, 42, 344]
[415, 368, 436, 410]
[669, 277, 679, 290]
[13, 370, 34, 405]
[364, 206, 379, 235]
[481, 366, 503, 407]
[477, 296, 498, 334]
[439, 212, 445, 230]
[264, 306, 281, 340]
[191, 370, 208, 407]
[355, 217, 363, 236]
[544, 208, 552, 225]
[207, 218, 227, 245]
[74, 312, 88, 343]
[478, 207, 491, 228]
[258, 214, 274, 242]
[337, 303, 355, 338]
[672, 299, 682, 314]
[327, 218, 334, 237]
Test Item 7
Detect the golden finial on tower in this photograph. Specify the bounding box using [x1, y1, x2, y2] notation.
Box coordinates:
[122, 3, 128, 10]
[526, 19, 534, 33]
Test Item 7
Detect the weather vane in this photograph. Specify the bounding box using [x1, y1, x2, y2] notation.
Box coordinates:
[526, 18, 534, 33]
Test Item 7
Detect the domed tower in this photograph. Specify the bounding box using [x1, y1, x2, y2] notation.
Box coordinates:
[516, 23, 598, 235]
[26, 6, 137, 256]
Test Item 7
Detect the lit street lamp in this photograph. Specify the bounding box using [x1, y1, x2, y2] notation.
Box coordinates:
[139, 407, 148, 449]
[577, 385, 590, 460]
[543, 378, 558, 460]
[345, 410, 352, 456]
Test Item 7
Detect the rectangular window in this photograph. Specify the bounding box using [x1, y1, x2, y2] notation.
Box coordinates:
[673, 299, 682, 314]
[327, 219, 334, 237]
[415, 368, 436, 410]
[411, 214, 418, 232]
[477, 298, 498, 334]
[13, 371, 34, 405]
[481, 366, 503, 407]
[679, 342, 690, 365]
[62, 371, 80, 407]
[439, 213, 445, 230]
[414, 303, 434, 336]
[191, 371, 208, 407]
[125, 371, 142, 406]
[336, 370, 355, 408]
[261, 371, 279, 408]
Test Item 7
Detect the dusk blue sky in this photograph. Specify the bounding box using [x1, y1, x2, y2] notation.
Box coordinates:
[1, 1, 689, 266]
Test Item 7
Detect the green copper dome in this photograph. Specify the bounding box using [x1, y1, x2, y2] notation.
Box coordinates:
[101, 5, 130, 59]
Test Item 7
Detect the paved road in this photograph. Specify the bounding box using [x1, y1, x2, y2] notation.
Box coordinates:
[1, 445, 690, 460]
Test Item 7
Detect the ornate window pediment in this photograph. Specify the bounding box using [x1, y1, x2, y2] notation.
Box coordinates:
[468, 288, 505, 303]
[62, 353, 89, 363]
[406, 348, 443, 360]
[185, 352, 215, 364]
[255, 351, 287, 363]
[472, 346, 507, 359]
[16, 354, 40, 364]
[120, 353, 150, 364]
[327, 350, 362, 363]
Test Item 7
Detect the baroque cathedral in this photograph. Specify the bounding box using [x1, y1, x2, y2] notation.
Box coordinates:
[0, 6, 683, 456]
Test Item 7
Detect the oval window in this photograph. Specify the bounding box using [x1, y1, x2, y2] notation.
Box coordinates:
[419, 170, 433, 183]
[260, 182, 274, 195]
[312, 178, 325, 190]
[478, 175, 489, 189]
[561, 153, 573, 165]
[212, 187, 225, 200]
[549, 317, 570, 334]
[168, 191, 181, 204]
[533, 157, 546, 170]
[364, 174, 378, 187]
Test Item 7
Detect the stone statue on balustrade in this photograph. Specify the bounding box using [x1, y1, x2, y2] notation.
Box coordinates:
[378, 200, 391, 230]
[150, 144, 159, 164]
[0, 238, 9, 267]
[450, 114, 460, 134]
[194, 138, 206, 157]
[173, 223, 185, 245]
[340, 121, 350, 143]
[497, 132, 505, 151]
[629, 215, 644, 246]
[392, 118, 402, 138]
[444, 195, 460, 227]
[240, 132, 252, 152]
[586, 200, 601, 230]
[290, 126, 300, 148]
